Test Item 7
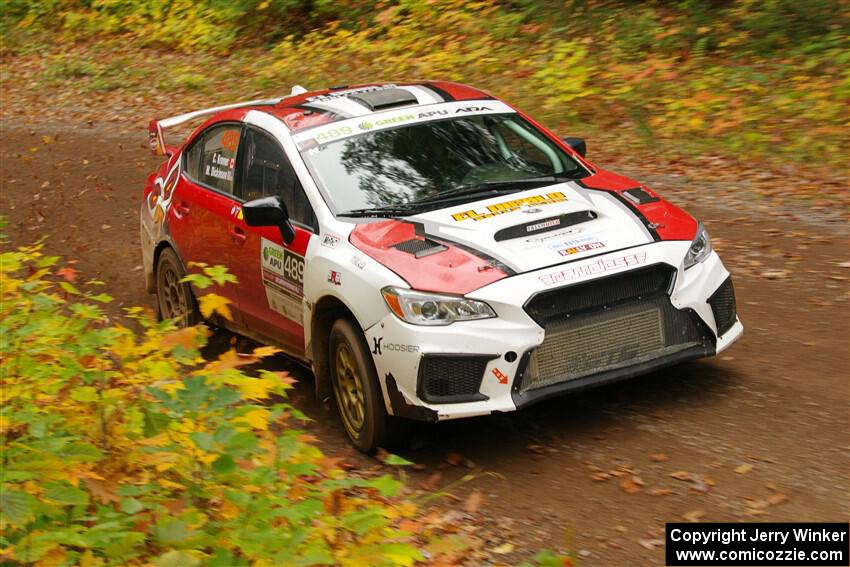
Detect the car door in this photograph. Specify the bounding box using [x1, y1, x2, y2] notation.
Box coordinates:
[228, 126, 317, 354]
[167, 123, 245, 324]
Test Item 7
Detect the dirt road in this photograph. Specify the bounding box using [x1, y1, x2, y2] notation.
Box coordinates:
[3, 122, 848, 565]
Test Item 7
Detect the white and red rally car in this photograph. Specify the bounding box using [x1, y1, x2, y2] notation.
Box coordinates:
[141, 82, 742, 451]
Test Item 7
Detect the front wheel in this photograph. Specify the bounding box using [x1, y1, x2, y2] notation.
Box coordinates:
[329, 318, 408, 452]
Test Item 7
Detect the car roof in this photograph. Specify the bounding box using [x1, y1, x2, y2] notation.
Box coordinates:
[254, 81, 497, 132]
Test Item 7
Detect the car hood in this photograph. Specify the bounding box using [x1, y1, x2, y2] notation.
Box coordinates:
[407, 181, 654, 274]
[349, 176, 698, 294]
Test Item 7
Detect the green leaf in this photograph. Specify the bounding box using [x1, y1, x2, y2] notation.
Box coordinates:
[0, 488, 37, 526]
[144, 410, 171, 437]
[370, 474, 403, 497]
[189, 431, 214, 451]
[59, 281, 80, 294]
[44, 482, 90, 506]
[156, 518, 189, 546]
[211, 454, 236, 474]
[71, 386, 98, 402]
[383, 454, 414, 467]
[88, 293, 113, 303]
[154, 550, 201, 567]
[120, 498, 144, 514]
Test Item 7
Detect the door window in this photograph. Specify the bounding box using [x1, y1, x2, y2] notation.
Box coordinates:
[183, 124, 241, 195]
[240, 128, 316, 230]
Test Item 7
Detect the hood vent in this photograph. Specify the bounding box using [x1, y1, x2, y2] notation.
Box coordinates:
[392, 238, 448, 258]
[494, 211, 597, 242]
[622, 188, 659, 205]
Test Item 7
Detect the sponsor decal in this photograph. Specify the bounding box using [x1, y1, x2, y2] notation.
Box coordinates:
[492, 367, 509, 384]
[558, 242, 605, 256]
[321, 233, 341, 248]
[294, 100, 515, 148]
[452, 192, 566, 222]
[221, 129, 240, 152]
[350, 255, 366, 270]
[547, 235, 605, 256]
[526, 218, 561, 232]
[327, 270, 342, 285]
[523, 208, 543, 214]
[539, 252, 647, 286]
[372, 337, 419, 355]
[260, 238, 305, 323]
[525, 226, 585, 243]
[385, 343, 419, 353]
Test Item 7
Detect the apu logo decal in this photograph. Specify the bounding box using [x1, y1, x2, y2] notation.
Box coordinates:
[452, 192, 566, 222]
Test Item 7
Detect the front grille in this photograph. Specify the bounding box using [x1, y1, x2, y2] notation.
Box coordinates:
[707, 276, 737, 336]
[417, 355, 492, 403]
[519, 266, 710, 392]
[524, 264, 675, 327]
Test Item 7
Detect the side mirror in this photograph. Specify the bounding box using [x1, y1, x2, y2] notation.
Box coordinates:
[242, 195, 296, 245]
[562, 136, 586, 158]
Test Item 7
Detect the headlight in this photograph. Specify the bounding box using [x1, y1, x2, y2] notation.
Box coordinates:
[381, 287, 496, 326]
[684, 222, 712, 269]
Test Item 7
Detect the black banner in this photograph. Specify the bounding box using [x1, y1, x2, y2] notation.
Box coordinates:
[666, 523, 849, 566]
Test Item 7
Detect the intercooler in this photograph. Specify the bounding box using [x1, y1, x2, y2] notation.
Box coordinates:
[519, 265, 711, 392]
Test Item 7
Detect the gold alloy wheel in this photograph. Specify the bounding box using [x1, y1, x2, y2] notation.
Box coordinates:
[159, 263, 188, 321]
[334, 341, 366, 436]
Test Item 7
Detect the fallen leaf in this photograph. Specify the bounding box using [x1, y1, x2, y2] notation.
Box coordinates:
[620, 478, 642, 494]
[669, 471, 692, 481]
[464, 490, 484, 514]
[767, 493, 788, 506]
[492, 543, 515, 554]
[682, 509, 704, 522]
[651, 453, 670, 462]
[639, 538, 664, 550]
[445, 452, 464, 466]
[649, 488, 674, 496]
[591, 472, 611, 481]
[735, 464, 754, 474]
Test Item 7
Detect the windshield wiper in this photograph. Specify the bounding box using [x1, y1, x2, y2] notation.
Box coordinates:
[415, 174, 582, 205]
[337, 203, 424, 218]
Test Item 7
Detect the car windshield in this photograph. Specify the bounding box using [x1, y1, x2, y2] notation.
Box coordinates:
[299, 114, 587, 216]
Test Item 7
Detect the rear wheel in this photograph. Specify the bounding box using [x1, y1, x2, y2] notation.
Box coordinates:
[156, 247, 199, 327]
[329, 318, 408, 452]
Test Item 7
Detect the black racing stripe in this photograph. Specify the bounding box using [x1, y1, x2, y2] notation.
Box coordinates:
[574, 179, 661, 242]
[421, 82, 454, 102]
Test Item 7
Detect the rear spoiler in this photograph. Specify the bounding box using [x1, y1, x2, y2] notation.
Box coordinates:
[147, 86, 308, 156]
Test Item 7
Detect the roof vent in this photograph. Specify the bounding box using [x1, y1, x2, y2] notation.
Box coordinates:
[348, 88, 418, 111]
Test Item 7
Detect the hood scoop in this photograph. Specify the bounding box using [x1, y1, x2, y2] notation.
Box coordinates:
[391, 238, 448, 258]
[494, 210, 597, 242]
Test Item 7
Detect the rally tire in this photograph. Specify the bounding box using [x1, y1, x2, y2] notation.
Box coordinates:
[155, 247, 200, 327]
[329, 318, 409, 452]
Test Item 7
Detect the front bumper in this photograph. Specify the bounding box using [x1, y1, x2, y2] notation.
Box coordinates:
[366, 241, 743, 421]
